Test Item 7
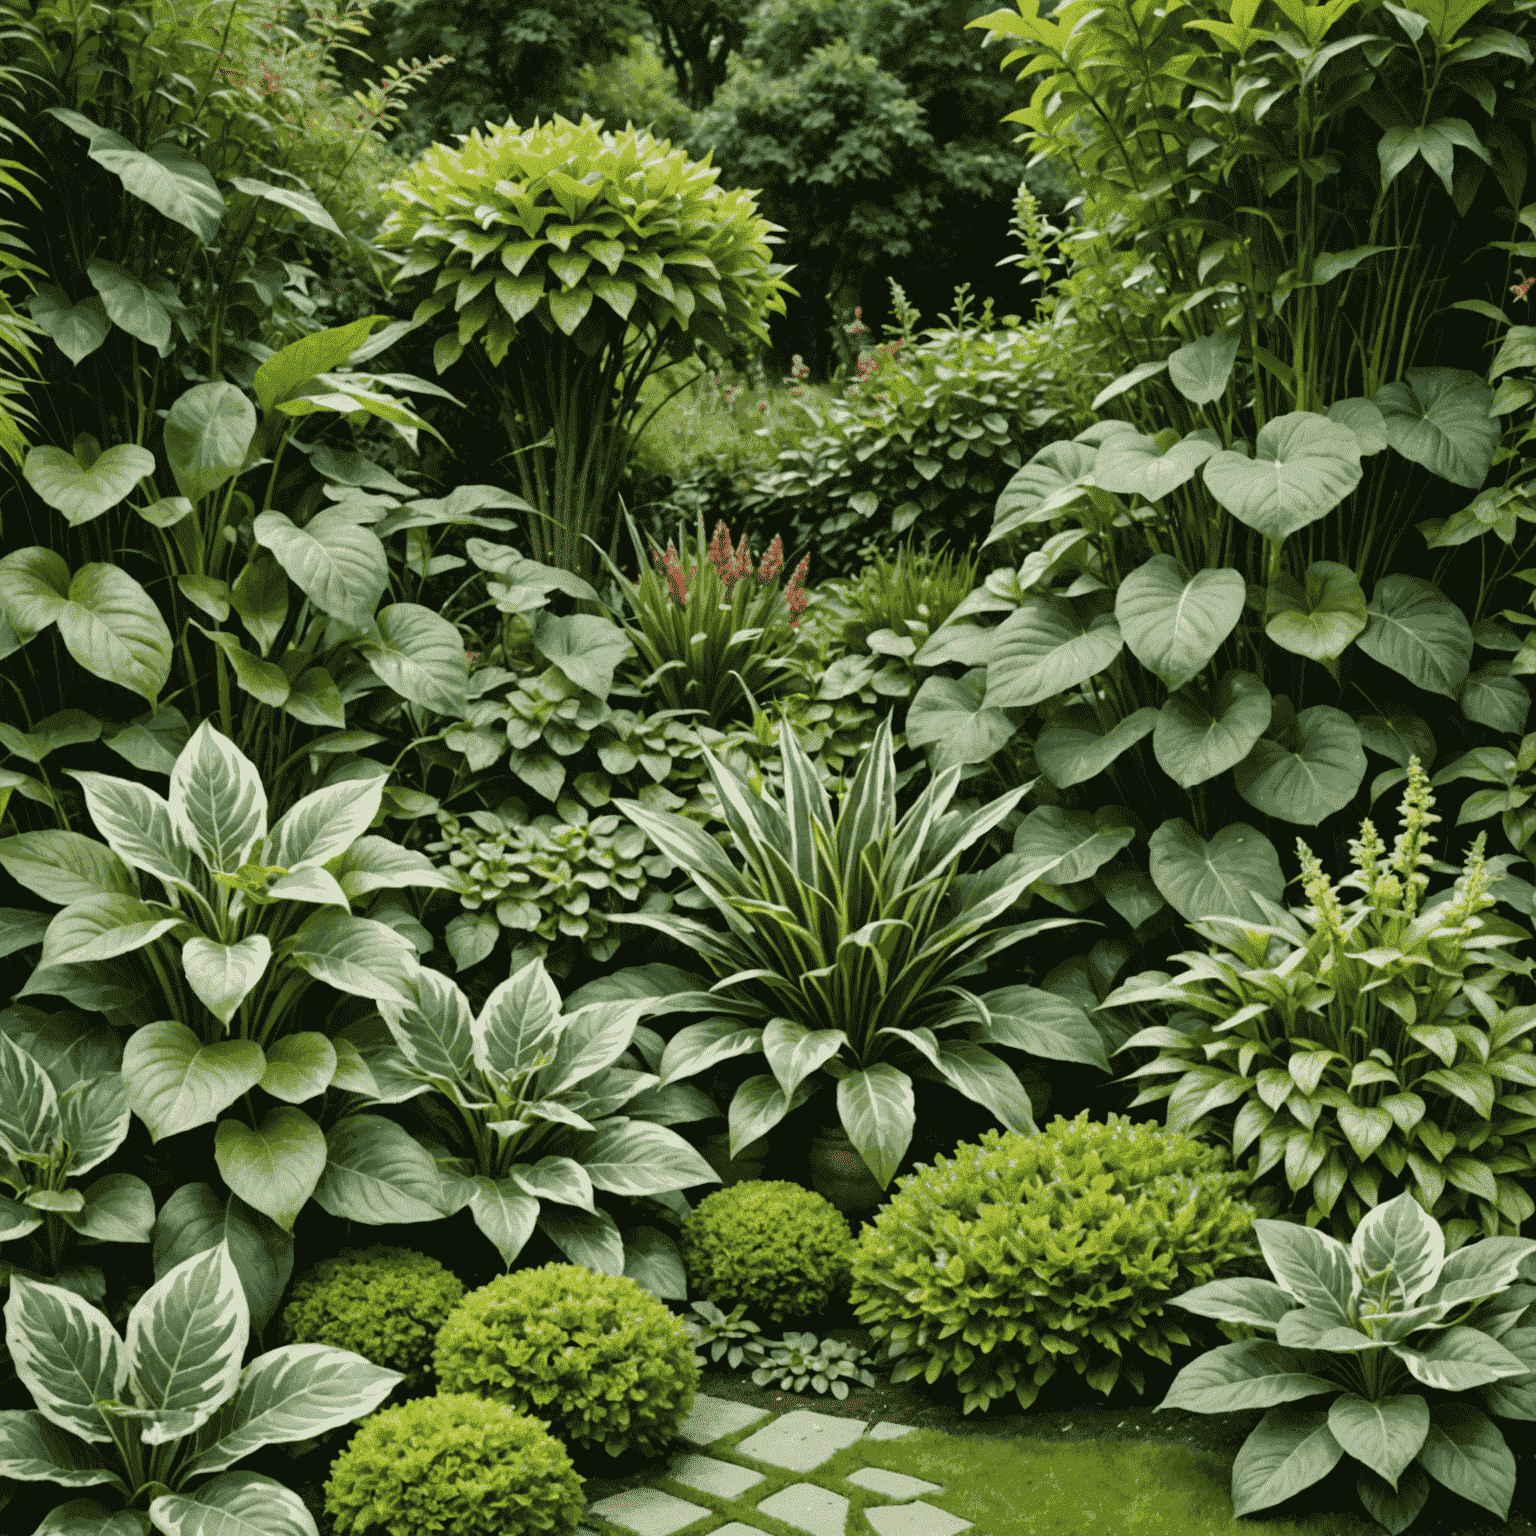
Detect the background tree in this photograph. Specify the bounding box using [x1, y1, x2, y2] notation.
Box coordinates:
[644, 0, 753, 109]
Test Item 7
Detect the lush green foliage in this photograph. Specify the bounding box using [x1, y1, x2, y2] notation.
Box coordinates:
[0, 1242, 400, 1535]
[376, 113, 794, 573]
[848, 1113, 1257, 1413]
[0, 1005, 147, 1278]
[1162, 1193, 1536, 1533]
[433, 1263, 700, 1457]
[281, 1246, 465, 1389]
[608, 516, 809, 725]
[1107, 765, 1536, 1242]
[750, 1330, 879, 1398]
[429, 799, 675, 978]
[680, 1179, 854, 1323]
[351, 954, 719, 1278]
[324, 1390, 587, 1536]
[605, 716, 1109, 1188]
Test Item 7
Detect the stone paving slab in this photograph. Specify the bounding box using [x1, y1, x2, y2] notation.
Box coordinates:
[587, 1487, 712, 1536]
[755, 1482, 850, 1536]
[865, 1503, 973, 1536]
[864, 1422, 919, 1441]
[843, 1467, 942, 1500]
[666, 1451, 766, 1499]
[676, 1392, 772, 1447]
[733, 1408, 870, 1472]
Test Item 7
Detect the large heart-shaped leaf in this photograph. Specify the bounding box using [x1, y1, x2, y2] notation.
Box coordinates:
[65, 1172, 154, 1242]
[906, 671, 1019, 769]
[469, 1175, 541, 1266]
[57, 564, 173, 706]
[1148, 818, 1284, 923]
[1091, 432, 1217, 500]
[258, 1034, 338, 1105]
[1266, 561, 1368, 664]
[1168, 327, 1241, 405]
[126, 1245, 247, 1442]
[985, 596, 1124, 709]
[1154, 670, 1273, 789]
[152, 1184, 292, 1336]
[1012, 805, 1135, 885]
[215, 1108, 326, 1232]
[312, 1114, 448, 1225]
[1461, 662, 1529, 733]
[26, 284, 109, 365]
[85, 259, 171, 350]
[254, 510, 387, 629]
[0, 547, 71, 638]
[534, 613, 632, 699]
[1034, 705, 1158, 788]
[164, 383, 257, 506]
[1116, 555, 1244, 691]
[988, 440, 1098, 542]
[975, 985, 1110, 1069]
[1357, 575, 1474, 696]
[122, 1021, 266, 1140]
[22, 442, 155, 526]
[182, 936, 271, 1028]
[1203, 413, 1363, 540]
[1328, 1393, 1430, 1489]
[1373, 368, 1497, 489]
[1235, 704, 1366, 825]
[358, 604, 468, 715]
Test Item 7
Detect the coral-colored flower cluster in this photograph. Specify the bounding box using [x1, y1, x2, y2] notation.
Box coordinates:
[650, 523, 811, 625]
[846, 339, 904, 400]
[1514, 275, 1534, 304]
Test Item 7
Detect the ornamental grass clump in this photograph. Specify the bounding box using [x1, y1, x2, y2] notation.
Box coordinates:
[847, 1113, 1257, 1413]
[377, 114, 795, 573]
[1106, 760, 1536, 1243]
[607, 514, 810, 727]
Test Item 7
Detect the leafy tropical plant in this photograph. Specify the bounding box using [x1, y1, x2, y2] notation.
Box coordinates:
[1161, 1192, 1536, 1534]
[1105, 762, 1536, 1243]
[375, 113, 795, 573]
[749, 1330, 880, 1399]
[0, 720, 450, 1235]
[0, 1242, 401, 1536]
[607, 515, 810, 727]
[340, 954, 720, 1283]
[602, 716, 1111, 1187]
[0, 1006, 149, 1280]
[680, 1298, 768, 1369]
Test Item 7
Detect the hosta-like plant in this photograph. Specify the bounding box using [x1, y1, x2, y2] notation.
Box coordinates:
[342, 956, 720, 1285]
[607, 717, 1111, 1188]
[0, 1242, 401, 1536]
[1161, 1193, 1536, 1534]
[1105, 763, 1536, 1243]
[0, 1007, 150, 1277]
[0, 721, 449, 1233]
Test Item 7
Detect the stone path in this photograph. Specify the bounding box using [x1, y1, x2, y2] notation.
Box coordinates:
[579, 1394, 982, 1536]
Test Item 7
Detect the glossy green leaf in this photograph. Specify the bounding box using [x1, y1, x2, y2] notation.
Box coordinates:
[1154, 670, 1273, 789]
[252, 315, 389, 411]
[1116, 556, 1244, 691]
[835, 1062, 916, 1189]
[1162, 1339, 1336, 1413]
[258, 1033, 337, 1105]
[23, 441, 155, 526]
[1148, 818, 1284, 923]
[1013, 804, 1134, 885]
[1034, 705, 1157, 789]
[122, 1021, 266, 1141]
[169, 722, 267, 874]
[164, 383, 257, 506]
[0, 830, 136, 906]
[1203, 413, 1362, 540]
[906, 671, 1018, 769]
[1091, 432, 1217, 500]
[1266, 561, 1368, 663]
[227, 176, 343, 236]
[57, 564, 173, 705]
[312, 1114, 448, 1225]
[2, 1273, 125, 1442]
[1373, 368, 1498, 489]
[468, 1176, 541, 1266]
[358, 603, 468, 715]
[182, 936, 271, 1028]
[85, 259, 171, 350]
[534, 612, 631, 699]
[152, 1184, 292, 1336]
[26, 284, 109, 364]
[1328, 1394, 1429, 1488]
[1358, 575, 1474, 696]
[254, 510, 387, 628]
[63, 1173, 154, 1243]
[1417, 1402, 1517, 1518]
[215, 1108, 326, 1232]
[286, 911, 414, 1004]
[150, 1470, 318, 1536]
[1231, 1407, 1344, 1516]
[985, 596, 1124, 709]
[1235, 705, 1366, 825]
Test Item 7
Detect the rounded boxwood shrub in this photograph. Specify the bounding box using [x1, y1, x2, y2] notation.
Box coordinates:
[849, 1112, 1256, 1413]
[681, 1179, 855, 1324]
[281, 1246, 465, 1389]
[325, 1392, 585, 1536]
[433, 1263, 698, 1458]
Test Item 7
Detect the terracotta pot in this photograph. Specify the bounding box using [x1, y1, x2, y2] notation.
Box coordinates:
[699, 1132, 769, 1187]
[807, 1126, 884, 1214]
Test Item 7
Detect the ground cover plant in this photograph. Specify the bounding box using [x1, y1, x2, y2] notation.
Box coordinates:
[5, 3, 1536, 1536]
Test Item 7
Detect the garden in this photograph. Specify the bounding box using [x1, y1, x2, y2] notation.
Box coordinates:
[1, 1, 1536, 1534]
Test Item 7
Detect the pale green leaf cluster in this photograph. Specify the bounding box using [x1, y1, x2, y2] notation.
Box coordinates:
[1162, 1193, 1536, 1532]
[0, 1243, 400, 1536]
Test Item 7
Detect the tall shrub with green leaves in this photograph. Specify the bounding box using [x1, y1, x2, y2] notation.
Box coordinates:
[375, 114, 795, 575]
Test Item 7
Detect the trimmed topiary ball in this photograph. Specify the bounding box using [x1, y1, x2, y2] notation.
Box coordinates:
[282, 1247, 465, 1389]
[849, 1112, 1257, 1414]
[325, 1392, 585, 1536]
[680, 1180, 854, 1325]
[433, 1263, 698, 1458]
